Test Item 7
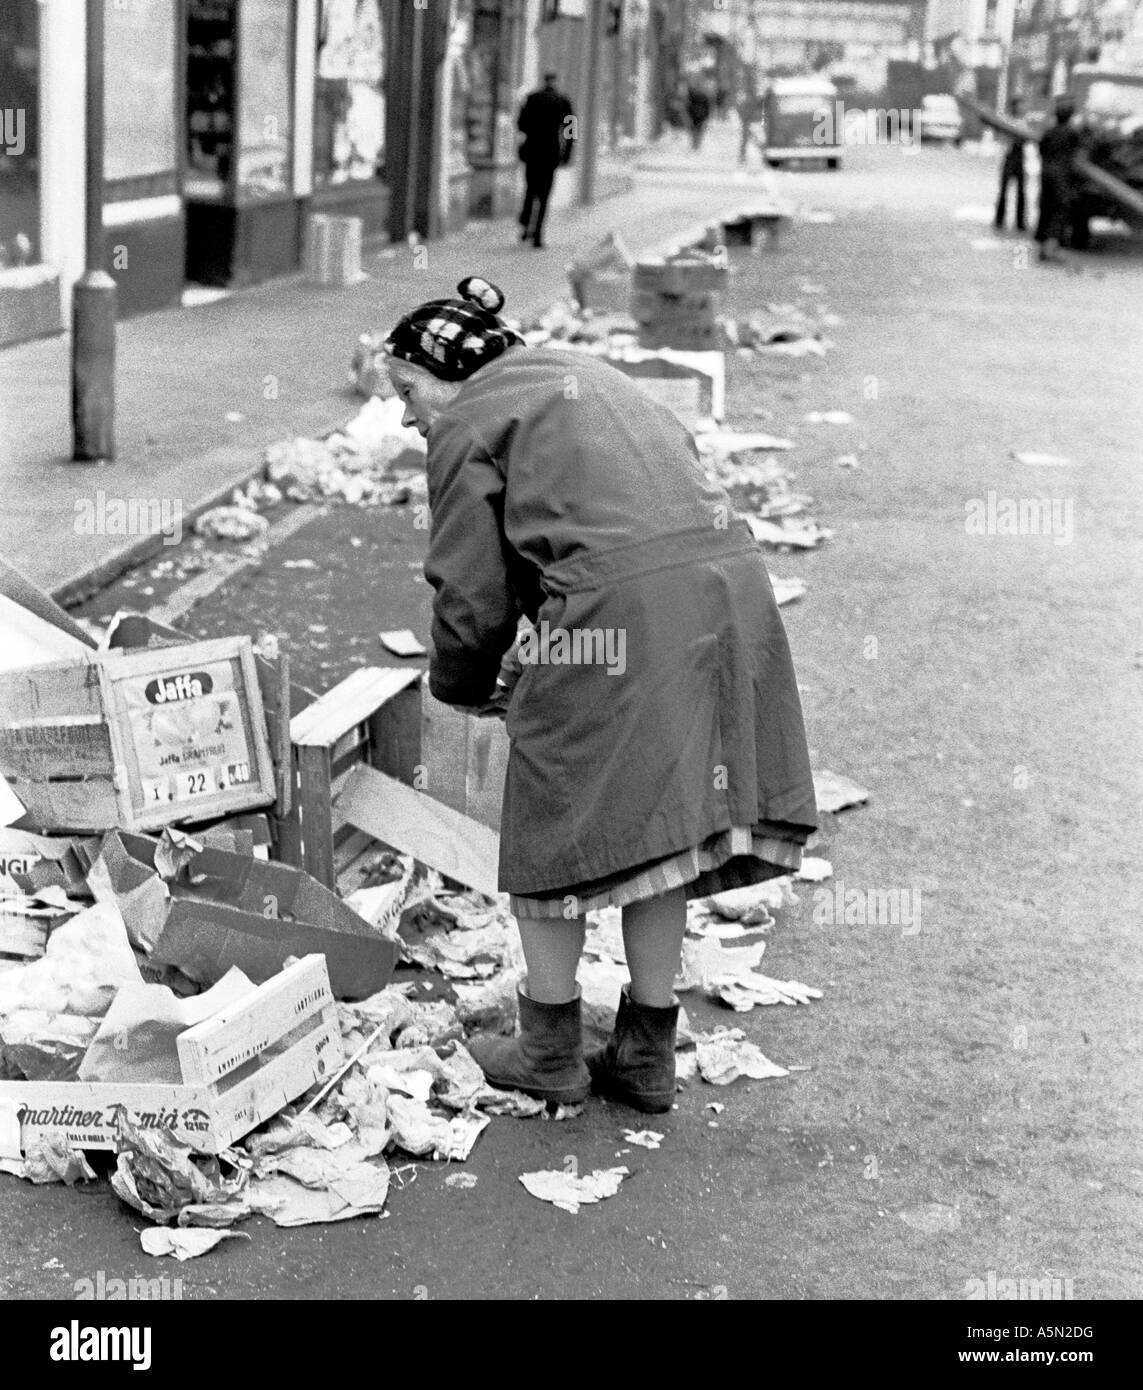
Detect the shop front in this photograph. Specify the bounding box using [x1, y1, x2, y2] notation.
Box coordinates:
[466, 0, 524, 218]
[309, 0, 393, 237]
[0, 0, 57, 344]
[184, 0, 300, 287]
[103, 0, 184, 317]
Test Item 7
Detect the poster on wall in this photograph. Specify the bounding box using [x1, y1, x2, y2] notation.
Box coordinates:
[315, 0, 387, 185]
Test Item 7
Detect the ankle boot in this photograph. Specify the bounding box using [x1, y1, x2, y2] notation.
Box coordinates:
[468, 987, 590, 1106]
[587, 987, 678, 1114]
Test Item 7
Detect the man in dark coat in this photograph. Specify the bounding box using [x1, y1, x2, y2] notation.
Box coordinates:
[1035, 97, 1082, 261]
[686, 81, 712, 150]
[516, 72, 575, 250]
[994, 97, 1027, 231]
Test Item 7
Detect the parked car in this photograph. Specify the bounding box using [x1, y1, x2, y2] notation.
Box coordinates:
[763, 75, 842, 170]
[919, 94, 963, 146]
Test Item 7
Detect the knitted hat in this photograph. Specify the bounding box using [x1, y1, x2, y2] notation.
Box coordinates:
[384, 276, 524, 382]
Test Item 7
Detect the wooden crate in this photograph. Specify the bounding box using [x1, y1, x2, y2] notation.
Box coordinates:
[0, 956, 342, 1156]
[281, 667, 424, 891]
[283, 669, 507, 898]
[0, 636, 277, 834]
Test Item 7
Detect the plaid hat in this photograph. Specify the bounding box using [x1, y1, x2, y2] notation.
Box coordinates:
[384, 276, 524, 382]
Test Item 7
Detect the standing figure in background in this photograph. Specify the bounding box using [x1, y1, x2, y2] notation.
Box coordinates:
[737, 85, 764, 165]
[993, 97, 1027, 232]
[517, 71, 575, 251]
[686, 81, 712, 151]
[1034, 97, 1082, 263]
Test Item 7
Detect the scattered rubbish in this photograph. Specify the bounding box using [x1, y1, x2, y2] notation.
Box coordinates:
[224, 411, 244, 423]
[379, 630, 427, 658]
[898, 1202, 962, 1235]
[704, 1103, 725, 1114]
[140, 1227, 250, 1260]
[695, 1030, 788, 1085]
[194, 506, 270, 543]
[804, 410, 853, 425]
[110, 1111, 250, 1226]
[746, 516, 833, 550]
[622, 1129, 664, 1149]
[519, 1165, 629, 1214]
[768, 575, 807, 607]
[795, 857, 833, 882]
[836, 454, 861, 468]
[703, 879, 796, 923]
[568, 232, 636, 313]
[813, 770, 870, 814]
[1011, 450, 1072, 467]
[282, 558, 319, 570]
[444, 1171, 478, 1189]
[693, 429, 794, 459]
[248, 1152, 391, 1227]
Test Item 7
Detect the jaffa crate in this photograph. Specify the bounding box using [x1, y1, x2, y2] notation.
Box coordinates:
[0, 955, 342, 1156]
[0, 635, 276, 834]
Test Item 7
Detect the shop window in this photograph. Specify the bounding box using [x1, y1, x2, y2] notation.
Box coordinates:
[0, 0, 39, 265]
[187, 0, 236, 199]
[314, 0, 386, 187]
[237, 0, 293, 198]
[104, 0, 178, 197]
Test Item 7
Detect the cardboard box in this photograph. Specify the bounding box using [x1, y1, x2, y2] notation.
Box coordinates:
[91, 831, 400, 1001]
[0, 636, 276, 835]
[0, 955, 342, 1155]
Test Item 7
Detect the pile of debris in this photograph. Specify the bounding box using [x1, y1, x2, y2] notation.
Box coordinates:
[0, 568, 851, 1248]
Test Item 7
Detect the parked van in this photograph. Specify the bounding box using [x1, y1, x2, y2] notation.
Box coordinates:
[764, 75, 842, 169]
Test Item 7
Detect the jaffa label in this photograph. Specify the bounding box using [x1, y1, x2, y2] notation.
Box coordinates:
[144, 671, 213, 704]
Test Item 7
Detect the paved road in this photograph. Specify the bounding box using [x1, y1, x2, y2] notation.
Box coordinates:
[4, 142, 1141, 1302]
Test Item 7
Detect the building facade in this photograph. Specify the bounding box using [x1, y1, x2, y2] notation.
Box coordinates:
[0, 0, 662, 348]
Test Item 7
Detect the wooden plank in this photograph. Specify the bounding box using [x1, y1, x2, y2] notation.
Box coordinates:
[290, 667, 422, 748]
[0, 659, 102, 722]
[255, 645, 293, 817]
[334, 763, 500, 899]
[297, 743, 335, 888]
[204, 1014, 342, 1149]
[5, 777, 120, 833]
[419, 684, 469, 815]
[176, 955, 333, 1087]
[369, 682, 421, 784]
[465, 717, 508, 832]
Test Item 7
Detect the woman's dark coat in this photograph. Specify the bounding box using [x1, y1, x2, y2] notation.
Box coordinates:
[423, 347, 817, 895]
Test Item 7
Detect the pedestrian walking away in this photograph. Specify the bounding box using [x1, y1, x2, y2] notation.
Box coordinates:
[994, 97, 1027, 232]
[382, 276, 818, 1115]
[686, 81, 713, 151]
[516, 71, 575, 250]
[1034, 96, 1083, 261]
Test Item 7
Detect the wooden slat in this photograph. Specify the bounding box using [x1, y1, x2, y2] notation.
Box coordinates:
[176, 955, 333, 1087]
[369, 682, 421, 783]
[290, 667, 422, 748]
[465, 717, 508, 832]
[6, 777, 120, 833]
[335, 763, 500, 898]
[419, 684, 469, 814]
[297, 743, 335, 888]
